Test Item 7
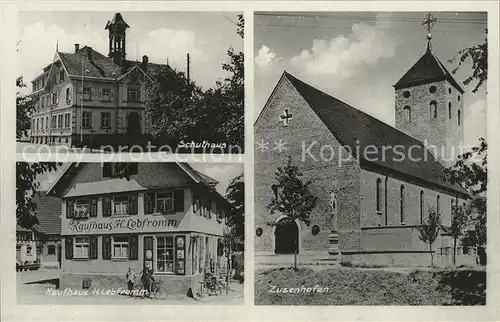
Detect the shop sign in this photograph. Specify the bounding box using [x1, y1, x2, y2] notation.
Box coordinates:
[68, 217, 178, 233]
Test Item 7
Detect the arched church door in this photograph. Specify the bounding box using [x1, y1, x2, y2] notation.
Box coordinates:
[274, 218, 299, 254]
[127, 112, 141, 135]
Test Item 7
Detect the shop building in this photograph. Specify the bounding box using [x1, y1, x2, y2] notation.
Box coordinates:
[46, 162, 231, 295]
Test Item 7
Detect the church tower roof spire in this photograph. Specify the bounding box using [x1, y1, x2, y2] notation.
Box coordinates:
[422, 12, 437, 52]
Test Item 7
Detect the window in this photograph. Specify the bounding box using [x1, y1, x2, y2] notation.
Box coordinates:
[83, 87, 92, 101]
[156, 191, 174, 213]
[58, 114, 63, 129]
[420, 191, 424, 224]
[458, 110, 461, 126]
[101, 112, 111, 129]
[41, 96, 45, 108]
[51, 115, 56, 129]
[82, 111, 92, 128]
[47, 245, 56, 255]
[403, 90, 410, 98]
[59, 70, 65, 83]
[52, 92, 58, 105]
[74, 236, 90, 259]
[429, 85, 437, 94]
[36, 119, 39, 130]
[65, 88, 71, 102]
[127, 87, 141, 102]
[156, 236, 174, 274]
[437, 195, 441, 214]
[191, 236, 198, 275]
[113, 196, 129, 215]
[41, 118, 44, 129]
[457, 95, 461, 102]
[101, 88, 111, 101]
[400, 185, 405, 223]
[193, 193, 201, 214]
[430, 101, 437, 119]
[448, 87, 452, 94]
[376, 178, 382, 213]
[74, 200, 90, 218]
[112, 236, 129, 258]
[403, 106, 411, 122]
[64, 113, 70, 128]
[448, 102, 452, 119]
[45, 116, 48, 129]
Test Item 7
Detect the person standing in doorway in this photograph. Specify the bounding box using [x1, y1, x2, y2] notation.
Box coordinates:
[126, 267, 136, 297]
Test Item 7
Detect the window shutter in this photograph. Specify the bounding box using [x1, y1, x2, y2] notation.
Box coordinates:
[90, 236, 98, 259]
[66, 200, 74, 218]
[65, 237, 73, 259]
[90, 199, 97, 217]
[144, 192, 155, 214]
[174, 189, 184, 212]
[129, 195, 138, 215]
[103, 197, 112, 217]
[129, 235, 138, 260]
[102, 235, 111, 260]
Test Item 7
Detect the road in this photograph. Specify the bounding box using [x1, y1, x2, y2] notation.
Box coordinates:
[17, 270, 243, 305]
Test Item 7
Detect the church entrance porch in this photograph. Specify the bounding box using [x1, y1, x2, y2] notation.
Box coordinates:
[274, 218, 298, 255]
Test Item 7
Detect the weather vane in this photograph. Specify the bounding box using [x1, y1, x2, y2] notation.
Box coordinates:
[422, 13, 438, 51]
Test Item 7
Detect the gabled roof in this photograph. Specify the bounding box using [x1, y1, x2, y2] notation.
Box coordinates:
[394, 49, 464, 93]
[282, 71, 468, 196]
[31, 191, 62, 235]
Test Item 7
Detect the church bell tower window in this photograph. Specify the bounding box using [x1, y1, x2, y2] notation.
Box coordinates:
[403, 106, 411, 123]
[430, 101, 437, 119]
[429, 85, 437, 94]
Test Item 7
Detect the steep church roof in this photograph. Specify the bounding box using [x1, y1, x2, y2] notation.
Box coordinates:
[394, 49, 464, 93]
[282, 71, 468, 196]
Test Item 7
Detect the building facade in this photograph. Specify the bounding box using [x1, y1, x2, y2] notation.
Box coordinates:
[254, 42, 476, 267]
[46, 162, 231, 295]
[29, 13, 168, 147]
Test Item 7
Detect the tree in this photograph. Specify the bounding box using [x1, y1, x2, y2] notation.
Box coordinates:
[226, 172, 244, 249]
[16, 162, 59, 229]
[221, 224, 243, 293]
[417, 209, 441, 266]
[451, 204, 469, 266]
[17, 76, 38, 140]
[449, 29, 487, 94]
[267, 157, 318, 270]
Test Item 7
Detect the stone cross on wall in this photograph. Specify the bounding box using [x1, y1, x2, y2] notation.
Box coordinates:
[325, 186, 345, 222]
[280, 109, 293, 126]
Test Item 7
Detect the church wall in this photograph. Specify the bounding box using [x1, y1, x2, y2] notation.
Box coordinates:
[255, 76, 361, 256]
[444, 80, 465, 163]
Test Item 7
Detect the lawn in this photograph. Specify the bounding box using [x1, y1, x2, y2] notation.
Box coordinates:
[255, 266, 485, 305]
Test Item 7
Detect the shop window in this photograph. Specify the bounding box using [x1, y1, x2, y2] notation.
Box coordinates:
[47, 245, 56, 255]
[74, 236, 90, 259]
[156, 191, 174, 213]
[112, 236, 129, 258]
[156, 236, 174, 274]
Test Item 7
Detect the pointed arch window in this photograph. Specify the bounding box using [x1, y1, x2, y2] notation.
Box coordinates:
[400, 185, 405, 224]
[458, 110, 461, 126]
[437, 195, 441, 214]
[430, 101, 437, 119]
[404, 106, 411, 122]
[448, 102, 452, 119]
[376, 178, 382, 214]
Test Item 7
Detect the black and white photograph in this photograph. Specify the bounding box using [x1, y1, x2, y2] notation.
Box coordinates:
[16, 162, 244, 304]
[254, 12, 487, 305]
[16, 11, 244, 154]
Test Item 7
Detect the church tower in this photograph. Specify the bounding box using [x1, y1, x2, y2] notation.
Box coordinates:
[105, 13, 130, 66]
[394, 13, 464, 166]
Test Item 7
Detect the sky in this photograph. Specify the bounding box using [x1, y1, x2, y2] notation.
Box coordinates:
[254, 12, 488, 147]
[18, 11, 243, 92]
[38, 163, 243, 196]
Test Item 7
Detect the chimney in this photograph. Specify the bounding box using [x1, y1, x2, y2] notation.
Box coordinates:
[74, 43, 80, 53]
[141, 55, 149, 73]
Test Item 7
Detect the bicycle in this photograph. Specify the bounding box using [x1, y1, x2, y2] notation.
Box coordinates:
[133, 278, 168, 300]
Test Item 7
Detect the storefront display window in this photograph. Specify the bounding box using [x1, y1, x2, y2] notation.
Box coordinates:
[191, 236, 198, 275]
[157, 236, 174, 273]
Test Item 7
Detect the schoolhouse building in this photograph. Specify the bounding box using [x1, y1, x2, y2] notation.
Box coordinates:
[16, 192, 62, 269]
[254, 32, 477, 266]
[45, 162, 231, 295]
[29, 13, 171, 147]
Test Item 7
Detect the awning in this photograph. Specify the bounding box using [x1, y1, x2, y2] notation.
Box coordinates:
[64, 178, 147, 198]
